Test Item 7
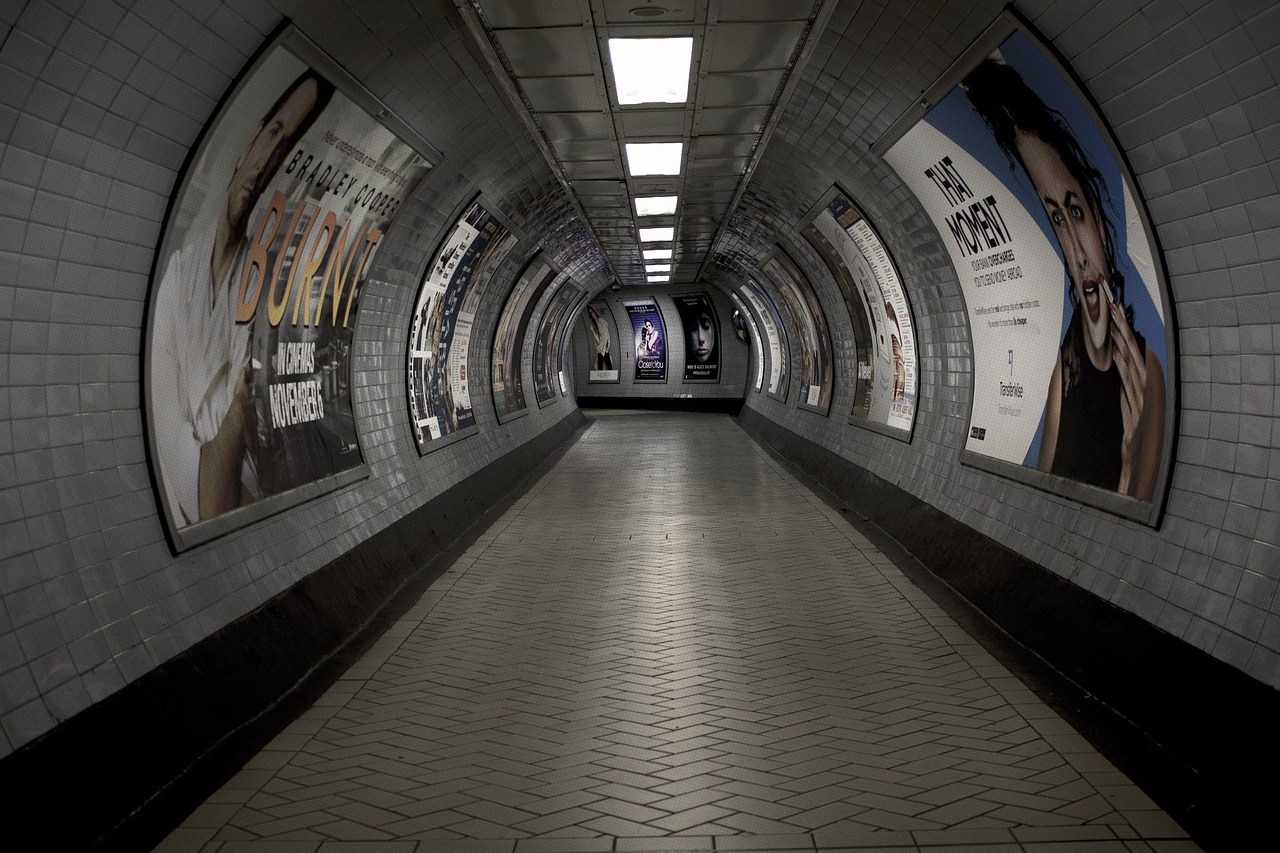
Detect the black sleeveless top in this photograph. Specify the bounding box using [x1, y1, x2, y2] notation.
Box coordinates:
[1051, 348, 1125, 491]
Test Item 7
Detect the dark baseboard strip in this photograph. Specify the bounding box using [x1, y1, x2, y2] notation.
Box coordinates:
[577, 395, 744, 415]
[737, 406, 1279, 853]
[1, 409, 588, 853]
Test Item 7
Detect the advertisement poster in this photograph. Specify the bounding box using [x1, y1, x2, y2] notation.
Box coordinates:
[760, 251, 832, 414]
[145, 38, 431, 548]
[408, 200, 516, 450]
[884, 28, 1171, 505]
[731, 295, 766, 393]
[583, 301, 620, 382]
[738, 277, 788, 400]
[674, 293, 721, 382]
[491, 255, 561, 420]
[625, 300, 667, 382]
[805, 191, 918, 434]
[533, 280, 584, 404]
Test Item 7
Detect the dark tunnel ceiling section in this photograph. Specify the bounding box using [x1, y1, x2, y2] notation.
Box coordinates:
[460, 0, 831, 289]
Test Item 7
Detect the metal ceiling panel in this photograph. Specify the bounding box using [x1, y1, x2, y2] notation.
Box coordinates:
[497, 27, 599, 77]
[551, 138, 621, 161]
[692, 134, 756, 158]
[599, 0, 700, 25]
[700, 70, 783, 107]
[686, 155, 748, 176]
[703, 22, 804, 73]
[539, 111, 616, 140]
[619, 110, 688, 137]
[523, 75, 607, 112]
[696, 105, 767, 136]
[563, 159, 626, 180]
[481, 0, 588, 29]
[715, 0, 810, 23]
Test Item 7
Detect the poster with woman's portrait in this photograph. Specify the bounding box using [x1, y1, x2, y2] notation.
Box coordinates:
[583, 300, 620, 383]
[625, 300, 666, 382]
[144, 29, 432, 550]
[674, 293, 720, 382]
[884, 21, 1174, 520]
[408, 199, 517, 452]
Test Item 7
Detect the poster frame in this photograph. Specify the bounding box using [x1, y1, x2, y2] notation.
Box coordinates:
[876, 11, 1177, 526]
[758, 245, 834, 417]
[490, 252, 564, 424]
[581, 298, 621, 384]
[623, 298, 669, 384]
[406, 191, 523, 455]
[142, 22, 437, 553]
[799, 184, 918, 443]
[533, 278, 585, 407]
[673, 291, 723, 384]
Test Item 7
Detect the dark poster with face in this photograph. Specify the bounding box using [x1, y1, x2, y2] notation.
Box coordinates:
[674, 293, 720, 382]
[145, 35, 431, 549]
[408, 200, 516, 451]
[625, 300, 666, 382]
[884, 24, 1173, 514]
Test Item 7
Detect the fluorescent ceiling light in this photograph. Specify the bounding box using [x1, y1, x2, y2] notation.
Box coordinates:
[645, 263, 672, 272]
[635, 195, 677, 216]
[643, 248, 672, 260]
[639, 227, 674, 242]
[626, 142, 683, 176]
[647, 275, 671, 282]
[609, 38, 692, 105]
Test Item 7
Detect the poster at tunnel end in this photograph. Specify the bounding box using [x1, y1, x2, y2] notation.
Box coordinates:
[145, 29, 432, 551]
[674, 293, 720, 382]
[883, 22, 1174, 521]
[626, 300, 666, 382]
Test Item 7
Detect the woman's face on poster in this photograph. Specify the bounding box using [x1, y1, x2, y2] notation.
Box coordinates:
[1015, 130, 1111, 358]
[689, 309, 716, 363]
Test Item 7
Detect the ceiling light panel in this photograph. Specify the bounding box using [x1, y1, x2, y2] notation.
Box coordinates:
[647, 274, 671, 282]
[645, 263, 672, 272]
[635, 196, 678, 216]
[608, 37, 693, 105]
[643, 248, 673, 260]
[625, 142, 683, 176]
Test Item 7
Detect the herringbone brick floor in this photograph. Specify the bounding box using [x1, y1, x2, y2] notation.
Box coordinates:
[154, 413, 1199, 853]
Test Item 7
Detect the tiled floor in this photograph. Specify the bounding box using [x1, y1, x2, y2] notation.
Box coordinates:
[153, 413, 1199, 853]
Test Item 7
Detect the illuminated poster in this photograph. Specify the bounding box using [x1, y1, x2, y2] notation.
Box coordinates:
[738, 277, 788, 400]
[761, 251, 832, 414]
[145, 33, 431, 549]
[583, 301, 620, 383]
[674, 293, 720, 382]
[533, 280, 584, 404]
[626, 300, 666, 382]
[884, 26, 1172, 510]
[492, 255, 561, 421]
[408, 200, 516, 451]
[805, 191, 917, 434]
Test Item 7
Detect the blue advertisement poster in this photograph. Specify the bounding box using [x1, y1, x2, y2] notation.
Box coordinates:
[626, 300, 667, 382]
[885, 28, 1172, 505]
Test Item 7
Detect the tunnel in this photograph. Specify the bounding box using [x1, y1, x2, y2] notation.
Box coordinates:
[0, 0, 1278, 850]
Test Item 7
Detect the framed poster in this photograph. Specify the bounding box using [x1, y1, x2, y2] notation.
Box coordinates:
[881, 13, 1175, 522]
[408, 197, 519, 452]
[674, 293, 721, 382]
[737, 277, 789, 401]
[583, 300, 620, 383]
[533, 278, 585, 405]
[491, 254, 563, 422]
[760, 249, 833, 415]
[803, 187, 918, 439]
[730, 293, 766, 393]
[625, 300, 667, 382]
[144, 25, 434, 551]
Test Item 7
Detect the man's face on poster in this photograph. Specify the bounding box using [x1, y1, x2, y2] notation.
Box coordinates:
[225, 77, 321, 234]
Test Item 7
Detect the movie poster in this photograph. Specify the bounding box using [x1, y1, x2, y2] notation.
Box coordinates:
[145, 37, 431, 549]
[674, 293, 720, 382]
[491, 255, 562, 420]
[738, 277, 788, 400]
[760, 251, 832, 414]
[804, 191, 918, 434]
[583, 300, 620, 383]
[626, 300, 666, 382]
[408, 200, 516, 451]
[884, 27, 1172, 508]
[533, 280, 584, 404]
